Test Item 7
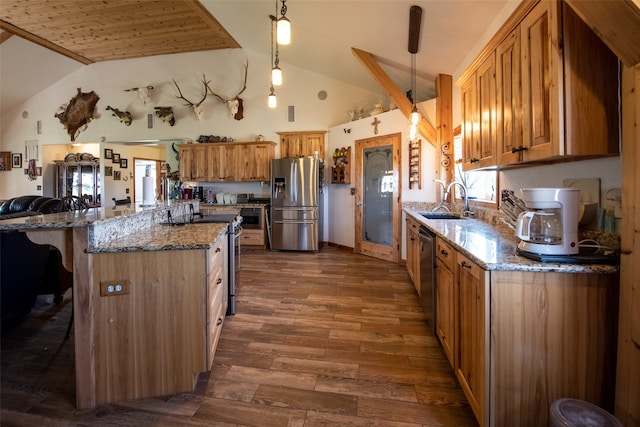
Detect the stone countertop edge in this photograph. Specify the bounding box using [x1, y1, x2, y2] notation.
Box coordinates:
[404, 207, 619, 274]
[88, 223, 228, 253]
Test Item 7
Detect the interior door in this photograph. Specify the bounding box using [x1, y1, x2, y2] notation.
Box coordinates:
[354, 133, 401, 262]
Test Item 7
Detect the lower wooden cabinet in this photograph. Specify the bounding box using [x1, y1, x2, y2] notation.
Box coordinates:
[433, 239, 618, 427]
[90, 232, 228, 405]
[405, 216, 420, 295]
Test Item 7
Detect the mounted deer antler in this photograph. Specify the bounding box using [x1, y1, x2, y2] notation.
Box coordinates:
[173, 75, 212, 121]
[124, 85, 154, 104]
[210, 61, 248, 120]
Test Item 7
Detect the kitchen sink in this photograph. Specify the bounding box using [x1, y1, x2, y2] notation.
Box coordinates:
[420, 212, 464, 220]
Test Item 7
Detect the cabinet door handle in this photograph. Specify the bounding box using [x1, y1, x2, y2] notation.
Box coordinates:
[461, 261, 472, 269]
[440, 249, 448, 256]
[470, 158, 479, 163]
[216, 278, 223, 285]
[216, 318, 223, 326]
[215, 247, 221, 253]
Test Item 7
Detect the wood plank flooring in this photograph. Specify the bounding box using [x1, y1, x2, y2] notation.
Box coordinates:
[1, 246, 477, 426]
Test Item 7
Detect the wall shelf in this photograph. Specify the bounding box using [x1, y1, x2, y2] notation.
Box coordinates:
[409, 139, 421, 189]
[331, 146, 351, 184]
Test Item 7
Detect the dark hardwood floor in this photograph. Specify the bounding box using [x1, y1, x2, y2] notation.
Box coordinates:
[1, 246, 476, 426]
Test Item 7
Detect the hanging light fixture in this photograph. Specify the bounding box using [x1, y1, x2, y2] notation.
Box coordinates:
[408, 5, 422, 142]
[277, 0, 291, 45]
[268, 12, 278, 108]
[271, 16, 283, 86]
[268, 85, 277, 108]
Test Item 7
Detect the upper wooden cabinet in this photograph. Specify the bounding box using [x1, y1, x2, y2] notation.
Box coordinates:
[178, 141, 275, 183]
[458, 0, 620, 170]
[460, 53, 497, 170]
[278, 131, 326, 159]
[239, 143, 275, 182]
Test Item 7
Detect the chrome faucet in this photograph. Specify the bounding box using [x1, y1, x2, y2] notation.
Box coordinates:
[432, 179, 473, 217]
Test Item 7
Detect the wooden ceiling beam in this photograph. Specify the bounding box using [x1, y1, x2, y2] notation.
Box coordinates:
[351, 47, 437, 146]
[0, 19, 93, 64]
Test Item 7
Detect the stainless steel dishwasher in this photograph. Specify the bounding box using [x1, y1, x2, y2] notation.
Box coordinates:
[418, 225, 436, 335]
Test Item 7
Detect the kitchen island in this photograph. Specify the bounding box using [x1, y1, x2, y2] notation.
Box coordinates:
[0, 201, 228, 408]
[404, 206, 619, 427]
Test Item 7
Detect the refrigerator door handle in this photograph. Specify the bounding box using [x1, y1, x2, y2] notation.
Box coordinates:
[291, 161, 298, 203]
[274, 220, 315, 225]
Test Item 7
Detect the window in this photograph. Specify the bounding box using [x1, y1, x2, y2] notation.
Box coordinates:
[453, 135, 497, 204]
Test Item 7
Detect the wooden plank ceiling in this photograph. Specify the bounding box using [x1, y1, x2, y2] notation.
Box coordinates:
[0, 0, 240, 65]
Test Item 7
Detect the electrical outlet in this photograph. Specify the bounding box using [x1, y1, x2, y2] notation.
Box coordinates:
[100, 280, 130, 297]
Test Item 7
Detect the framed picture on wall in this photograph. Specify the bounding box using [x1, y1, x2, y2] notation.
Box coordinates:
[12, 153, 22, 168]
[105, 166, 113, 176]
[114, 170, 121, 180]
[120, 158, 128, 168]
[113, 153, 121, 163]
[104, 148, 113, 159]
[0, 151, 11, 171]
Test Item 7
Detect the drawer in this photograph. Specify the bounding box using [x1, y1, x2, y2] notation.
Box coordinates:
[207, 237, 225, 277]
[206, 294, 225, 369]
[456, 252, 481, 280]
[240, 229, 264, 246]
[436, 237, 455, 271]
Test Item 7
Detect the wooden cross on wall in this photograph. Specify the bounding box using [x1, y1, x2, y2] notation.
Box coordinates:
[371, 117, 381, 134]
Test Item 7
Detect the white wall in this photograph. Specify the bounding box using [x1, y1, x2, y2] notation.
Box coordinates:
[0, 48, 382, 199]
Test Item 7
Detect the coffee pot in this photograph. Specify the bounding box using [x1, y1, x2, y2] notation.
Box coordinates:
[515, 188, 580, 255]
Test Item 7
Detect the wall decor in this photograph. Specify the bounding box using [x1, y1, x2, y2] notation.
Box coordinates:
[105, 105, 132, 126]
[154, 107, 175, 126]
[124, 85, 154, 104]
[0, 152, 11, 171]
[120, 158, 128, 169]
[173, 76, 212, 121]
[112, 153, 121, 163]
[104, 148, 113, 159]
[211, 60, 248, 120]
[12, 153, 22, 168]
[105, 166, 113, 176]
[114, 170, 121, 180]
[54, 88, 100, 141]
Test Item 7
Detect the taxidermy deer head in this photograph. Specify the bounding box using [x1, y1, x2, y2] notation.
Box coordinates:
[124, 85, 154, 104]
[54, 88, 100, 141]
[154, 107, 175, 126]
[106, 105, 132, 126]
[173, 75, 211, 121]
[210, 61, 248, 120]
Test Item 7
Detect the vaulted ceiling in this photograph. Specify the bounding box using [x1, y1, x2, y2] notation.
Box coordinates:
[1, 0, 514, 115]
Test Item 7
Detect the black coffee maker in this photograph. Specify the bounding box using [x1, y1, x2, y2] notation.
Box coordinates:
[192, 186, 204, 201]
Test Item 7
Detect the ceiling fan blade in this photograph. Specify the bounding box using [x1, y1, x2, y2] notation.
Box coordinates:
[408, 5, 423, 54]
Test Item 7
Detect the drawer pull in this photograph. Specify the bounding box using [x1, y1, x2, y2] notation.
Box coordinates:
[440, 249, 448, 256]
[461, 261, 472, 269]
[216, 318, 223, 326]
[215, 247, 221, 253]
[216, 278, 223, 285]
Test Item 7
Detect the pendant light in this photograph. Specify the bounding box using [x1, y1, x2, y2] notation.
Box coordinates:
[407, 6, 422, 142]
[268, 12, 277, 108]
[277, 0, 291, 45]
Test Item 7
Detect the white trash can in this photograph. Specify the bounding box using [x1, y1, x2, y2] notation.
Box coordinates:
[550, 398, 622, 427]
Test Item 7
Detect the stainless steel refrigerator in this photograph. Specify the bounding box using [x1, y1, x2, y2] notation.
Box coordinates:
[270, 158, 320, 251]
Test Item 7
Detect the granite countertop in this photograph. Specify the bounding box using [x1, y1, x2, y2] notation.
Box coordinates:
[89, 222, 227, 253]
[0, 200, 192, 231]
[404, 207, 619, 274]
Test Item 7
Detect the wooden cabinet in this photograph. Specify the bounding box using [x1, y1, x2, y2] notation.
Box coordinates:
[455, 252, 488, 426]
[90, 231, 228, 404]
[178, 142, 275, 182]
[239, 143, 275, 182]
[429, 232, 618, 427]
[460, 53, 497, 170]
[206, 233, 228, 368]
[278, 131, 326, 159]
[207, 144, 237, 182]
[331, 146, 351, 184]
[459, 0, 619, 170]
[496, 28, 523, 165]
[435, 238, 455, 369]
[179, 144, 208, 181]
[405, 216, 420, 295]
